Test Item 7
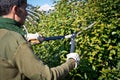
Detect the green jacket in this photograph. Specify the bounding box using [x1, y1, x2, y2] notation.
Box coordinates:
[0, 17, 75, 80]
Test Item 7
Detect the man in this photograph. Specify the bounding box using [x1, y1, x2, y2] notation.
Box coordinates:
[0, 0, 80, 80]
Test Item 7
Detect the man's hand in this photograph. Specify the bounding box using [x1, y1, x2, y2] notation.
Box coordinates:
[26, 33, 44, 45]
[67, 53, 80, 68]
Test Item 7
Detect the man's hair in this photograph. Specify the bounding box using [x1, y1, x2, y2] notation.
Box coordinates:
[0, 0, 27, 16]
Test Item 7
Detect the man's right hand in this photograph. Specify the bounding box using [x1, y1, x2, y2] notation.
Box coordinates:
[67, 53, 80, 68]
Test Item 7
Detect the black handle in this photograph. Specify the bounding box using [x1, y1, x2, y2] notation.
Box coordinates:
[41, 36, 65, 41]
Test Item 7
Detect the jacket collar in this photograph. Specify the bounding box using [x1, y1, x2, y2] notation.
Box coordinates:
[0, 17, 26, 36]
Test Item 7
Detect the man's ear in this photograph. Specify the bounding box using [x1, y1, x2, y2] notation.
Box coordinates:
[11, 5, 21, 19]
[10, 5, 18, 14]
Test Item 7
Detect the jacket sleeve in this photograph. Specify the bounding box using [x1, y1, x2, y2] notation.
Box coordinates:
[13, 42, 75, 80]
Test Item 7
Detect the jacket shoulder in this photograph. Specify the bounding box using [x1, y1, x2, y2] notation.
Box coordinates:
[0, 29, 27, 60]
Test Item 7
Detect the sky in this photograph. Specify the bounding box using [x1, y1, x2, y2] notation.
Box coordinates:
[28, 0, 55, 11]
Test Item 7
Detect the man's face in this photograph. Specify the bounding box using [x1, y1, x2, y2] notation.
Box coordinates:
[15, 3, 27, 25]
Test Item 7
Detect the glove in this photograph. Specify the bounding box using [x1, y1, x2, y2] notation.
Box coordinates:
[26, 33, 40, 41]
[26, 33, 44, 44]
[67, 53, 80, 68]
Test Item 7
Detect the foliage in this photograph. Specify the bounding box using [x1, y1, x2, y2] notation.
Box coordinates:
[26, 0, 120, 80]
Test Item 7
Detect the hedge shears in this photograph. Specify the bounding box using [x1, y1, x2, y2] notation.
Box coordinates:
[24, 8, 96, 53]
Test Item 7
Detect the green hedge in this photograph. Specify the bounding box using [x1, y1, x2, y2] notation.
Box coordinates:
[26, 0, 120, 79]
